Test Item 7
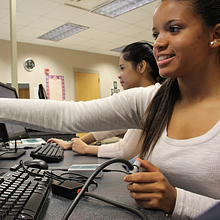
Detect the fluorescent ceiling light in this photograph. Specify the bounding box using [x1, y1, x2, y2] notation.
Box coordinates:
[93, 0, 155, 18]
[38, 23, 88, 41]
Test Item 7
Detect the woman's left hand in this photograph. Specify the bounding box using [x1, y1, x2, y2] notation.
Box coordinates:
[123, 158, 177, 214]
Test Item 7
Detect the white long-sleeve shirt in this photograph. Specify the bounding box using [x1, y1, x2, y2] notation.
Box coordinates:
[92, 130, 127, 141]
[0, 84, 219, 219]
[92, 129, 142, 160]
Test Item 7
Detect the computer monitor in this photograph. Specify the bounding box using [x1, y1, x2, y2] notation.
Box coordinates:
[0, 82, 29, 159]
[38, 84, 47, 99]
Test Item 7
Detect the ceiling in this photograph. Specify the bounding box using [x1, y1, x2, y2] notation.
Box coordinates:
[0, 0, 160, 57]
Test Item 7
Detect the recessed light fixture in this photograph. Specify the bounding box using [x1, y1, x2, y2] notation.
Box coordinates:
[38, 22, 89, 41]
[93, 0, 155, 18]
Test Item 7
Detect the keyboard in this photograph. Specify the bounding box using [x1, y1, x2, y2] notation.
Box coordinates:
[0, 166, 51, 220]
[30, 143, 64, 162]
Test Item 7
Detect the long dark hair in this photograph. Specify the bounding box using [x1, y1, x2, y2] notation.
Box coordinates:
[140, 0, 220, 159]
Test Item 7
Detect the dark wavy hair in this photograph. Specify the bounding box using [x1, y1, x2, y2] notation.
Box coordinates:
[140, 0, 220, 158]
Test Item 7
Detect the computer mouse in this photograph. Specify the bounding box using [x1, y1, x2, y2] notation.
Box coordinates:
[24, 159, 48, 170]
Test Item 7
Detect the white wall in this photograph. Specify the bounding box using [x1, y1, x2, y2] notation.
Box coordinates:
[0, 39, 122, 100]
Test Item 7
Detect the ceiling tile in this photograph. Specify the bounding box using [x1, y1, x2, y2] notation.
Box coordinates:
[45, 4, 87, 21]
[75, 28, 108, 39]
[71, 11, 110, 27]
[114, 24, 147, 37]
[0, 1, 10, 9]
[0, 22, 10, 35]
[16, 12, 40, 26]
[16, 0, 59, 16]
[0, 9, 9, 20]
[115, 8, 152, 24]
[0, 0, 158, 56]
[141, 0, 160, 13]
[95, 19, 129, 32]
[28, 16, 65, 30]
[48, 0, 111, 11]
[95, 32, 125, 43]
[29, 38, 54, 46]
[17, 26, 46, 38]
[59, 34, 88, 44]
[136, 16, 153, 30]
[79, 38, 106, 48]
[96, 42, 123, 51]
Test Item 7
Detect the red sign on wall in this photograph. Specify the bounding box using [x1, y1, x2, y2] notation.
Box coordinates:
[44, 69, 50, 75]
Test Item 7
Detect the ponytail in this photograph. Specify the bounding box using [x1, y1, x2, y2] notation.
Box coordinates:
[140, 78, 180, 158]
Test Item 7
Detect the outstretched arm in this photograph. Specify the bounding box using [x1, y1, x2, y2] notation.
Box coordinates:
[72, 129, 142, 160]
[0, 86, 158, 133]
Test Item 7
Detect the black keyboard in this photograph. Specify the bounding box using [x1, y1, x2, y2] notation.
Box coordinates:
[0, 167, 51, 220]
[30, 143, 64, 162]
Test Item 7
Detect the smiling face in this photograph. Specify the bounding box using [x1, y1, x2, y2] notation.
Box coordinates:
[152, 0, 212, 79]
[118, 55, 143, 90]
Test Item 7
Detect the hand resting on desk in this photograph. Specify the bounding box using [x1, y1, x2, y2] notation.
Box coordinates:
[47, 138, 71, 150]
[71, 138, 99, 155]
[47, 137, 100, 156]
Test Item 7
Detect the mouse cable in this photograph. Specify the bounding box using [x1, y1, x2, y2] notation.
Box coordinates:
[83, 192, 148, 220]
[61, 158, 139, 220]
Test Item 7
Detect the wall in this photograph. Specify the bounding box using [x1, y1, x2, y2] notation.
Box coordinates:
[0, 39, 122, 101]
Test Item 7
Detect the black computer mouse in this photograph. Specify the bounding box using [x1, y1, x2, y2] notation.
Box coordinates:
[24, 159, 48, 170]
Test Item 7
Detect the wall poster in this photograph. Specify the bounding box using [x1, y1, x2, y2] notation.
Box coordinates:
[46, 75, 65, 101]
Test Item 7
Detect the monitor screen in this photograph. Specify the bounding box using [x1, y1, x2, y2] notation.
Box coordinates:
[0, 82, 29, 142]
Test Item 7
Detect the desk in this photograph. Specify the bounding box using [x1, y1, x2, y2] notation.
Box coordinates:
[1, 149, 169, 220]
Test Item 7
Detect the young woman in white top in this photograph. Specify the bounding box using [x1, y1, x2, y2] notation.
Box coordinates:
[0, 0, 220, 219]
[48, 41, 163, 160]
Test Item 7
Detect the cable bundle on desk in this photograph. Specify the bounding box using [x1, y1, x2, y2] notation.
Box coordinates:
[46, 170, 98, 187]
[19, 160, 98, 186]
[61, 158, 148, 220]
[18, 158, 147, 219]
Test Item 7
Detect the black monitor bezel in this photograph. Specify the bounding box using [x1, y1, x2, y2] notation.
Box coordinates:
[0, 82, 29, 143]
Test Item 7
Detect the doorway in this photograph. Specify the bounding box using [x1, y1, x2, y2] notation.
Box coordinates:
[74, 71, 100, 137]
[7, 83, 30, 99]
[75, 72, 100, 101]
